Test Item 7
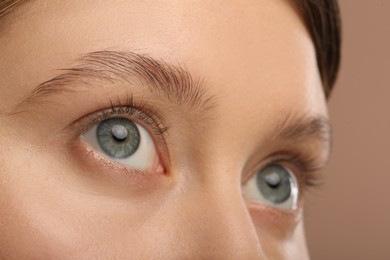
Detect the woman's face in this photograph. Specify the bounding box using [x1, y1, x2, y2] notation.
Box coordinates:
[0, 0, 329, 259]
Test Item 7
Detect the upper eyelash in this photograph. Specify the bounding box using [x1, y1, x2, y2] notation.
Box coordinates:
[83, 95, 169, 137]
[284, 153, 325, 188]
[266, 152, 325, 190]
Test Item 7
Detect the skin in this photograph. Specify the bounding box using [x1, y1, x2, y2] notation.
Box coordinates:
[0, 0, 329, 259]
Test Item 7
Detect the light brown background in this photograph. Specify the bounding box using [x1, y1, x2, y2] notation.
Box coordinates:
[305, 0, 390, 259]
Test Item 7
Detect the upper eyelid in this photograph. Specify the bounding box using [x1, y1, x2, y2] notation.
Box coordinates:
[241, 113, 331, 183]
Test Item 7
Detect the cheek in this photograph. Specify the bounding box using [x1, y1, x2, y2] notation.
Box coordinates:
[0, 140, 175, 258]
[0, 143, 85, 257]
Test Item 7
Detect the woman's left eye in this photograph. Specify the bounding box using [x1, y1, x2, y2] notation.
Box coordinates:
[242, 164, 299, 210]
[82, 117, 158, 170]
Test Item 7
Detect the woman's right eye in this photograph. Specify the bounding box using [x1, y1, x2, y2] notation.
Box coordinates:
[82, 117, 159, 171]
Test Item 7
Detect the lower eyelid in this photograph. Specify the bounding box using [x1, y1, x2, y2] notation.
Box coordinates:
[247, 201, 303, 238]
[68, 139, 167, 193]
[246, 201, 303, 226]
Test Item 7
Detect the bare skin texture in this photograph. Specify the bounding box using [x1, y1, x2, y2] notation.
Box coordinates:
[0, 0, 330, 259]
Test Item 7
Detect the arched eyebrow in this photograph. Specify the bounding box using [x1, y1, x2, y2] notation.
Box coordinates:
[14, 50, 215, 116]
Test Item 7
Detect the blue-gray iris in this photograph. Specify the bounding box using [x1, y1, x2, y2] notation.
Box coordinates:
[96, 118, 140, 159]
[256, 165, 292, 204]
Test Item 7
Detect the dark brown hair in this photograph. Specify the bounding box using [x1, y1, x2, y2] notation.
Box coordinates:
[0, 0, 341, 98]
[293, 0, 341, 97]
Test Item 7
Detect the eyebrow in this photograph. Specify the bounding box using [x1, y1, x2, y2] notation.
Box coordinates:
[273, 112, 331, 149]
[15, 50, 214, 115]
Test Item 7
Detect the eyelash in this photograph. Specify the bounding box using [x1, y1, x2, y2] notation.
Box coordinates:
[79, 95, 169, 138]
[264, 152, 325, 192]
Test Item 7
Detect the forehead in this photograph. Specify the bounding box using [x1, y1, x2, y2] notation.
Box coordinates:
[0, 0, 327, 124]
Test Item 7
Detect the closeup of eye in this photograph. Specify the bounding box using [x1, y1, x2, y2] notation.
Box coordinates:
[82, 117, 158, 171]
[243, 164, 299, 210]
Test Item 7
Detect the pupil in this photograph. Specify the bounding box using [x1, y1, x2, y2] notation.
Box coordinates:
[265, 172, 281, 188]
[111, 124, 128, 142]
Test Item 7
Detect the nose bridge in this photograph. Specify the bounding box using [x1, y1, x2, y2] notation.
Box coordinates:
[184, 173, 266, 259]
